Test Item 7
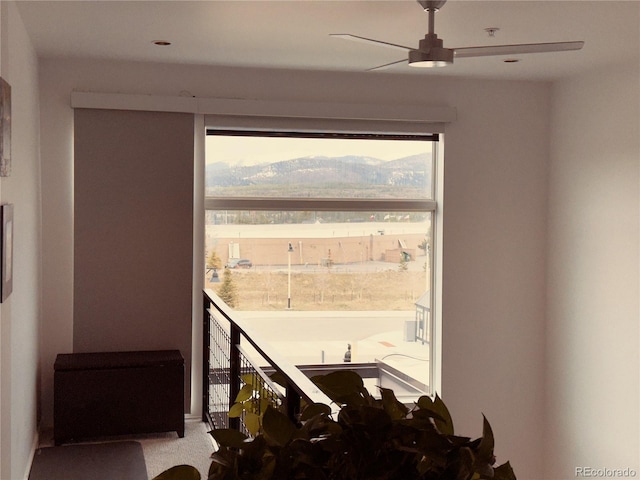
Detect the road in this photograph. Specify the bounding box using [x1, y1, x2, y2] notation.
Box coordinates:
[233, 255, 430, 274]
[240, 310, 413, 342]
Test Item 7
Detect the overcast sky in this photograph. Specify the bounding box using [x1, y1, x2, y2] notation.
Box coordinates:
[206, 135, 432, 166]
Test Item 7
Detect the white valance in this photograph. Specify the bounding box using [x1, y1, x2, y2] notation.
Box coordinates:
[70, 91, 455, 134]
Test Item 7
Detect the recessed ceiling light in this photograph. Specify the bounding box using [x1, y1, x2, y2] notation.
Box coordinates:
[152, 40, 172, 46]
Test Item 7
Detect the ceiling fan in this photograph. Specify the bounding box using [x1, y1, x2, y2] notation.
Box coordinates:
[330, 0, 584, 70]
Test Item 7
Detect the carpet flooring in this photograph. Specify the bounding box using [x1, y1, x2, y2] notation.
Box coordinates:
[141, 420, 214, 479]
[28, 440, 148, 480]
[32, 419, 215, 480]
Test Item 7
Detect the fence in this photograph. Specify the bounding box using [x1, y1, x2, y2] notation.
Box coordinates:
[202, 289, 333, 435]
[202, 289, 430, 436]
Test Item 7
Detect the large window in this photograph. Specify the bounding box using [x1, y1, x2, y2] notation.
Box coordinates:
[205, 129, 439, 395]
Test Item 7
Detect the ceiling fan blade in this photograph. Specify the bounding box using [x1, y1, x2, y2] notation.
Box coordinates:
[367, 58, 409, 71]
[453, 41, 584, 58]
[330, 34, 413, 52]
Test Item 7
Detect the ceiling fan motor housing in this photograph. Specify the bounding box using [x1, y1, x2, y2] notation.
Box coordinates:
[417, 0, 447, 11]
[409, 33, 454, 67]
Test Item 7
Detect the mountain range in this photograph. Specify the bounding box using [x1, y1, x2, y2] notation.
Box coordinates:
[206, 153, 430, 190]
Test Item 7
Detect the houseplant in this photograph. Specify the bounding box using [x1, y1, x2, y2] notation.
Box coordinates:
[153, 371, 516, 480]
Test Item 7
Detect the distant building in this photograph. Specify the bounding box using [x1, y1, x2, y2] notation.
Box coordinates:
[415, 291, 430, 345]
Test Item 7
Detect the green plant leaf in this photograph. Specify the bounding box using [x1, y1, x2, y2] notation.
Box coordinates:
[448, 446, 475, 480]
[417, 394, 454, 435]
[311, 371, 366, 404]
[410, 407, 447, 428]
[235, 383, 255, 403]
[417, 457, 431, 475]
[379, 387, 409, 420]
[241, 373, 256, 386]
[151, 465, 201, 480]
[210, 428, 248, 448]
[209, 448, 239, 478]
[256, 454, 276, 480]
[299, 409, 341, 441]
[475, 415, 495, 466]
[229, 402, 244, 418]
[493, 461, 517, 480]
[338, 404, 392, 437]
[269, 371, 287, 388]
[258, 397, 272, 415]
[300, 402, 332, 421]
[262, 405, 296, 446]
[245, 411, 262, 436]
[207, 457, 227, 480]
[434, 394, 454, 435]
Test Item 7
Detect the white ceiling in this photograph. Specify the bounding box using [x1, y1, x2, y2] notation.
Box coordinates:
[16, 0, 640, 82]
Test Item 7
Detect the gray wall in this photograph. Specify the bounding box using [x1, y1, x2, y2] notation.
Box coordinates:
[74, 108, 194, 408]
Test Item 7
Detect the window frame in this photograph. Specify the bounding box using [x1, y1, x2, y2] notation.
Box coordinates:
[204, 128, 442, 396]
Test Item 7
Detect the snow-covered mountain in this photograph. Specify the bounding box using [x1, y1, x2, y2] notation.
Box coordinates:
[206, 154, 430, 189]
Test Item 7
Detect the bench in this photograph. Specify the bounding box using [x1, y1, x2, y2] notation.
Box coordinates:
[54, 350, 184, 445]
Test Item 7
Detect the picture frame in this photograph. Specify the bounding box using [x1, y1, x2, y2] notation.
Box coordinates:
[1, 204, 13, 302]
[0, 77, 11, 177]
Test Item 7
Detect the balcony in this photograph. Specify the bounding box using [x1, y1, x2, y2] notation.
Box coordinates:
[202, 289, 431, 434]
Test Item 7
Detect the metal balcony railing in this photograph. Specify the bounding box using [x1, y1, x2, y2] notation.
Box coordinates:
[202, 289, 334, 435]
[202, 289, 431, 435]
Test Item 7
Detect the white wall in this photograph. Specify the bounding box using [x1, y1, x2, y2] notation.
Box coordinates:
[0, 2, 41, 479]
[546, 62, 640, 478]
[440, 80, 550, 474]
[38, 58, 550, 476]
